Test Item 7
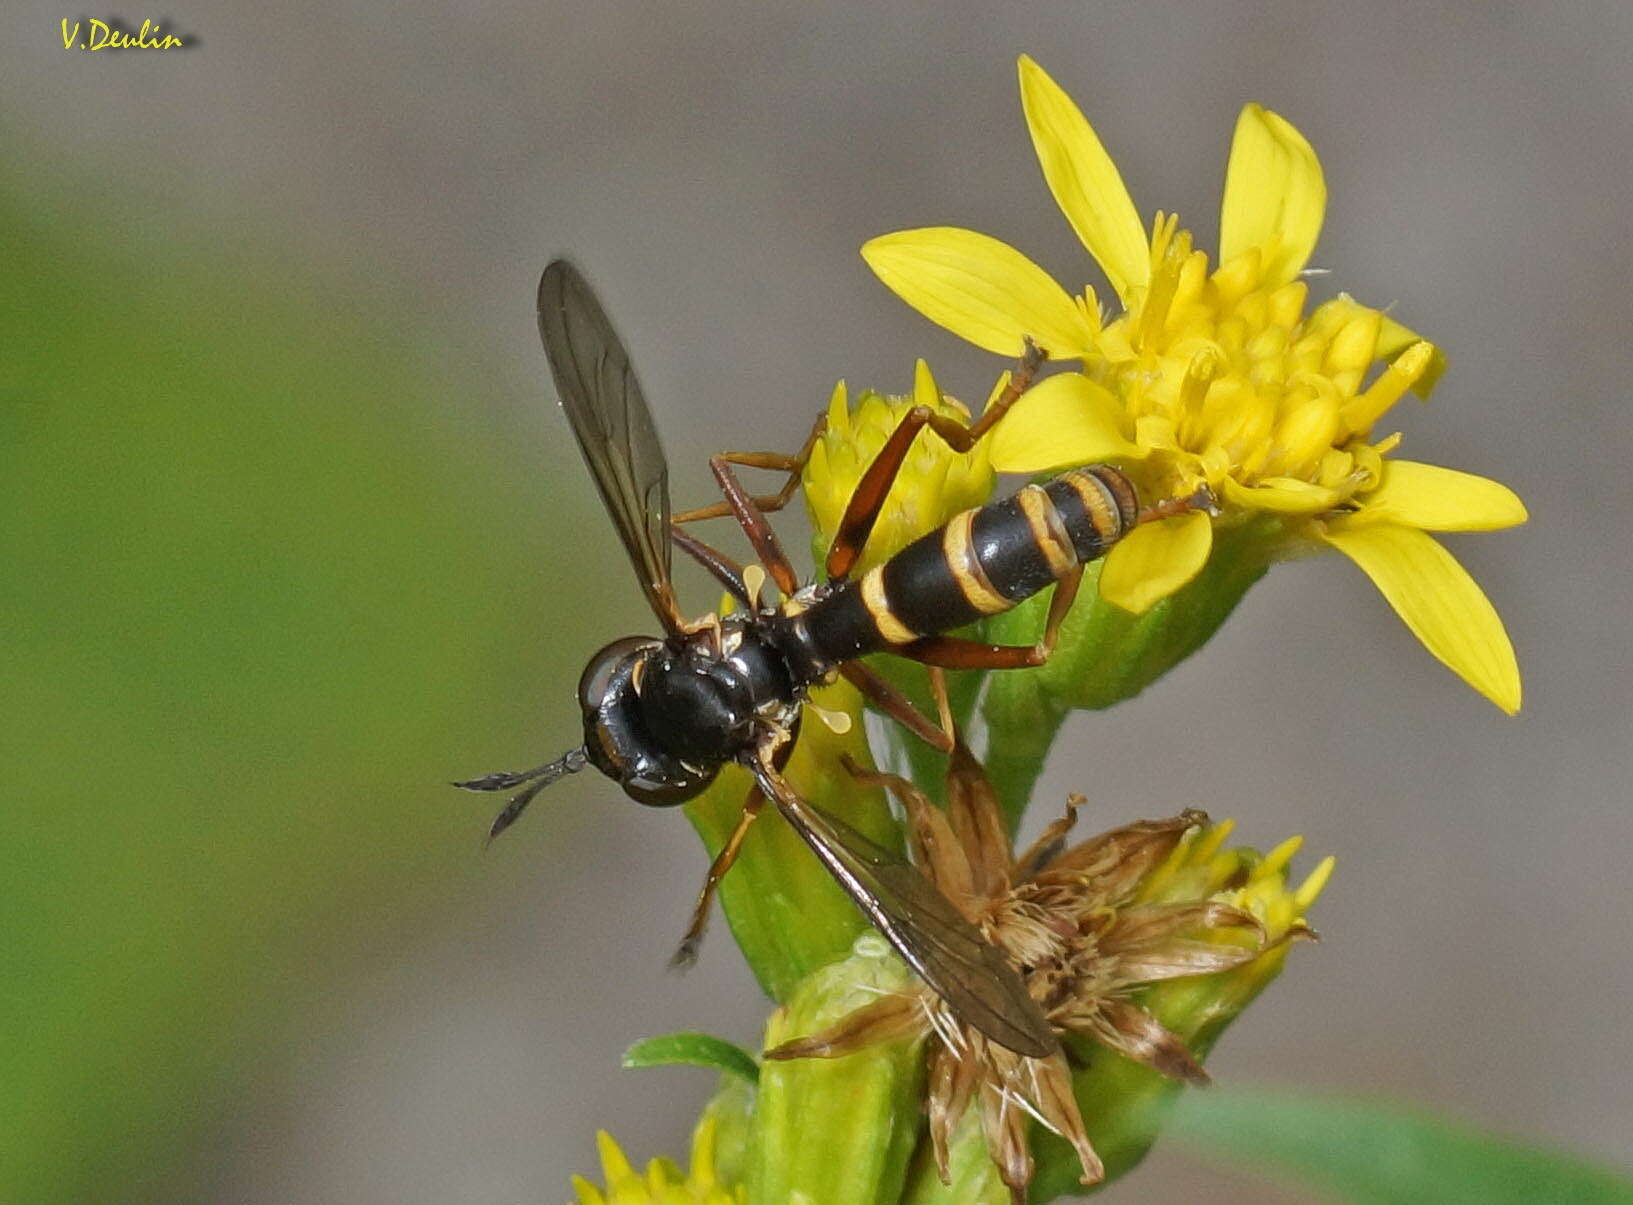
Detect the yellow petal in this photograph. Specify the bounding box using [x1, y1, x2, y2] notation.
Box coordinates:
[1099, 510, 1213, 614]
[825, 379, 849, 432]
[1219, 104, 1326, 287]
[1358, 461, 1528, 532]
[987, 372, 1143, 473]
[1017, 55, 1149, 305]
[569, 1176, 607, 1205]
[595, 1130, 639, 1185]
[1376, 313, 1448, 398]
[1294, 854, 1336, 910]
[646, 1158, 683, 1188]
[690, 1116, 722, 1189]
[1321, 521, 1521, 713]
[912, 358, 940, 407]
[862, 228, 1099, 358]
[1220, 474, 1342, 515]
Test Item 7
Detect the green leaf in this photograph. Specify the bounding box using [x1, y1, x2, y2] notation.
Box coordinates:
[1169, 1088, 1633, 1203]
[622, 1032, 760, 1084]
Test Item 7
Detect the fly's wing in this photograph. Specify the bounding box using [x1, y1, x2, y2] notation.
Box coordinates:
[537, 260, 682, 632]
[753, 762, 1059, 1059]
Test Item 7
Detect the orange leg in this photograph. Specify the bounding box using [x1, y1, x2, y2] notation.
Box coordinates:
[825, 339, 1046, 582]
[838, 662, 954, 754]
[671, 411, 828, 524]
[893, 567, 1082, 669]
[671, 785, 766, 967]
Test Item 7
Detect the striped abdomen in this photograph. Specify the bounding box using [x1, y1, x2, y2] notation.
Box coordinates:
[786, 466, 1138, 669]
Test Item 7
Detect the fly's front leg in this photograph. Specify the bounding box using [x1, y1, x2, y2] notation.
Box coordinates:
[671, 411, 828, 524]
[670, 525, 751, 607]
[702, 457, 802, 597]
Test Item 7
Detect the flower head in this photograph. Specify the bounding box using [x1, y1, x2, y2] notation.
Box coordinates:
[570, 1117, 744, 1205]
[766, 734, 1326, 1200]
[862, 56, 1525, 713]
[802, 361, 995, 575]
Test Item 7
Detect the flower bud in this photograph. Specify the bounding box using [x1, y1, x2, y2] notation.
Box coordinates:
[803, 367, 995, 575]
[747, 935, 926, 1204]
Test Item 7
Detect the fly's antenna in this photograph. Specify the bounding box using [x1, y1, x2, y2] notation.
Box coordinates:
[452, 747, 588, 845]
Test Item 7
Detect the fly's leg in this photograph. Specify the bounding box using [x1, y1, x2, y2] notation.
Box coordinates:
[671, 411, 828, 524]
[690, 455, 804, 597]
[670, 525, 751, 606]
[825, 339, 1046, 582]
[890, 566, 1083, 669]
[671, 785, 766, 967]
[837, 661, 954, 754]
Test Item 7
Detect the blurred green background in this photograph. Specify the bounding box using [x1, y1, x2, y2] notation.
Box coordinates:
[5, 2, 1632, 1202]
[1, 156, 589, 1201]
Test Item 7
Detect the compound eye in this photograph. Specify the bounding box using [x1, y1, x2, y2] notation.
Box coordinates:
[577, 636, 657, 712]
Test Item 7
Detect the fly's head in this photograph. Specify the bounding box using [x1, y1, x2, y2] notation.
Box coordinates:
[576, 635, 724, 805]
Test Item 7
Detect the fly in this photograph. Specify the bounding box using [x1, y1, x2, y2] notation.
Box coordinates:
[457, 260, 1210, 1059]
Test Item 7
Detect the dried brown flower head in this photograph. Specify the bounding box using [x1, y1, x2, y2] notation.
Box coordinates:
[766, 729, 1318, 1200]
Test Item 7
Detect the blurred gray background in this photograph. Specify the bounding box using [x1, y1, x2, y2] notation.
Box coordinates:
[6, 1, 1630, 1201]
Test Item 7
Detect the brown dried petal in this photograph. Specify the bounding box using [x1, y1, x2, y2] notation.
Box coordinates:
[926, 1039, 978, 1184]
[1043, 810, 1207, 899]
[762, 993, 924, 1061]
[1085, 997, 1210, 1085]
[978, 1076, 1035, 1205]
[1107, 937, 1268, 984]
[1100, 901, 1264, 957]
[858, 764, 979, 913]
[946, 738, 1013, 901]
[1028, 1050, 1104, 1186]
[1011, 794, 1084, 882]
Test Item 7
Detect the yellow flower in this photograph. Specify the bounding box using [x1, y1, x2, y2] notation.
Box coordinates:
[802, 361, 995, 575]
[569, 1118, 743, 1205]
[862, 55, 1525, 714]
[1133, 815, 1334, 1019]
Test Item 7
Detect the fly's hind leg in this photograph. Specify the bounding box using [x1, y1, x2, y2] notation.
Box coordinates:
[838, 661, 954, 754]
[890, 566, 1084, 670]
